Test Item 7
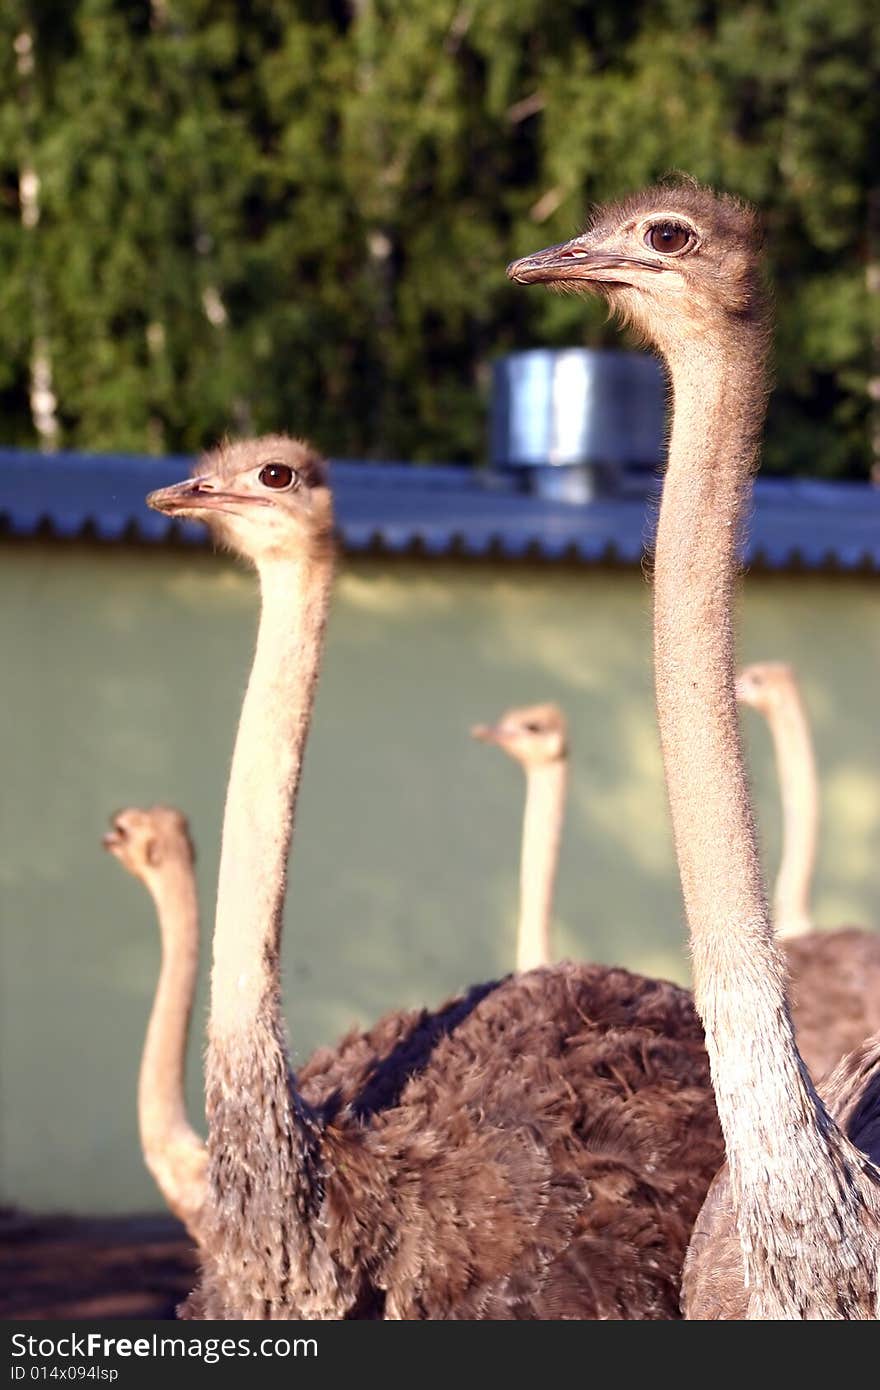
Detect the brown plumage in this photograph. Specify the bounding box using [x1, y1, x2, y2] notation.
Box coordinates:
[683, 1036, 880, 1319]
[785, 929, 880, 1082]
[189, 963, 721, 1321]
[147, 436, 723, 1320]
[509, 182, 880, 1317]
[737, 662, 880, 1079]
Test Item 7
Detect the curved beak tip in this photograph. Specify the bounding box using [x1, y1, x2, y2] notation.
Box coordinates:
[506, 252, 565, 287]
[145, 488, 172, 514]
[507, 255, 543, 285]
[146, 479, 201, 515]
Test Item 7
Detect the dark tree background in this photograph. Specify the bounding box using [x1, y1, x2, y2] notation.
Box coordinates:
[0, 0, 876, 475]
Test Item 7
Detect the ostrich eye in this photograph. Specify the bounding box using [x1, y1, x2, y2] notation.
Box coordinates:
[523, 722, 542, 734]
[645, 222, 693, 255]
[258, 463, 297, 490]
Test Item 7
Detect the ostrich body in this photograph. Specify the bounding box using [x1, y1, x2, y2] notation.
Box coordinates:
[784, 930, 880, 1083]
[472, 703, 567, 970]
[738, 662, 880, 1078]
[148, 436, 723, 1320]
[103, 806, 207, 1240]
[509, 182, 880, 1318]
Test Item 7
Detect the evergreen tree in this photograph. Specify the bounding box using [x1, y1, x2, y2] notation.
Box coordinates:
[0, 0, 874, 475]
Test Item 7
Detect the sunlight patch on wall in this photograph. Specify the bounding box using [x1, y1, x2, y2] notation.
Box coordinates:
[165, 562, 254, 609]
[569, 709, 671, 876]
[486, 580, 651, 693]
[336, 568, 455, 618]
[823, 764, 880, 875]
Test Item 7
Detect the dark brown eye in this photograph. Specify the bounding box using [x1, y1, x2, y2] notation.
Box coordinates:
[645, 222, 693, 255]
[258, 463, 297, 490]
[523, 722, 542, 734]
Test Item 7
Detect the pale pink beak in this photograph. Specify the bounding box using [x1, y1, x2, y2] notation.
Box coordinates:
[507, 243, 662, 286]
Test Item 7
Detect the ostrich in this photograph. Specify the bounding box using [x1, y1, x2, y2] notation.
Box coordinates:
[102, 806, 208, 1240]
[148, 434, 723, 1320]
[508, 181, 880, 1318]
[472, 703, 567, 971]
[737, 662, 880, 1078]
[737, 662, 818, 940]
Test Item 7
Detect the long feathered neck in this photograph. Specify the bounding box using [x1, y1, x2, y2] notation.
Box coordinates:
[764, 684, 818, 939]
[516, 758, 566, 972]
[204, 545, 335, 1315]
[653, 331, 868, 1315]
[210, 551, 333, 1039]
[139, 858, 206, 1237]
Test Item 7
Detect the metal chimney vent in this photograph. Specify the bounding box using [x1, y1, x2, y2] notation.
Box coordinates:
[490, 348, 666, 501]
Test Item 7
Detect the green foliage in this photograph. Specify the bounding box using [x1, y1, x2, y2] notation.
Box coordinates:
[0, 0, 875, 473]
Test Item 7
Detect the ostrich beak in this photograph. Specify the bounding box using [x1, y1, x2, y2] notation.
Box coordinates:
[147, 476, 264, 517]
[471, 723, 500, 744]
[507, 243, 662, 286]
[148, 476, 213, 515]
[102, 812, 128, 852]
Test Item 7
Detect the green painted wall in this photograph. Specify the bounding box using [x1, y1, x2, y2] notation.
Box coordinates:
[2, 540, 878, 1214]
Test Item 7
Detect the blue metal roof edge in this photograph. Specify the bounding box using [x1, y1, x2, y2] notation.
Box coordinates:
[1, 447, 879, 573]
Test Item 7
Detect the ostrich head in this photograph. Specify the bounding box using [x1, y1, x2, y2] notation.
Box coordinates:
[103, 805, 195, 879]
[507, 179, 766, 351]
[147, 434, 333, 562]
[735, 661, 796, 715]
[472, 703, 568, 768]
